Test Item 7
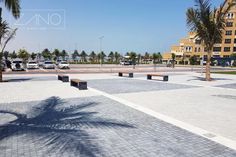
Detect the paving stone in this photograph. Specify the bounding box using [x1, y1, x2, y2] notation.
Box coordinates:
[88, 78, 198, 94]
[0, 96, 236, 157]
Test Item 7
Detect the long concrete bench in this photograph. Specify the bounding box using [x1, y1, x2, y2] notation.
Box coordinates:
[147, 74, 168, 81]
[118, 72, 133, 78]
[58, 75, 69, 82]
[70, 79, 87, 90]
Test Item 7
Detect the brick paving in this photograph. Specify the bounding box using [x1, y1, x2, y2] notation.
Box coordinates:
[88, 78, 198, 94]
[0, 96, 236, 157]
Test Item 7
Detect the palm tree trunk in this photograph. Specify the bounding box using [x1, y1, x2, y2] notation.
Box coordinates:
[206, 51, 212, 81]
[0, 7, 3, 82]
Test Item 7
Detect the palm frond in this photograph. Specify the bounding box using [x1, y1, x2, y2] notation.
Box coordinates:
[0, 0, 21, 18]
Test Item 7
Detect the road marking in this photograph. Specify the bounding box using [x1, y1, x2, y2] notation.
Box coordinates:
[89, 87, 236, 150]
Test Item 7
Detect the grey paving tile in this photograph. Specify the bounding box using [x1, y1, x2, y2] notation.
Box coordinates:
[88, 78, 198, 94]
[0, 96, 235, 157]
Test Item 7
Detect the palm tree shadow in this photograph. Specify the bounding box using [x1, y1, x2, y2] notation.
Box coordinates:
[0, 97, 135, 156]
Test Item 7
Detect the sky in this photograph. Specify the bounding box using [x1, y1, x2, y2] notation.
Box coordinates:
[2, 0, 223, 55]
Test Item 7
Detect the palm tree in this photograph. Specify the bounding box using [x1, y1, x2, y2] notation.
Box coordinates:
[0, 0, 21, 82]
[61, 50, 68, 60]
[129, 52, 137, 69]
[89, 51, 96, 63]
[31, 52, 37, 60]
[80, 50, 87, 63]
[114, 52, 120, 64]
[186, 0, 234, 81]
[53, 49, 60, 61]
[108, 51, 114, 63]
[18, 49, 29, 62]
[98, 51, 106, 64]
[152, 53, 159, 71]
[171, 53, 176, 68]
[72, 50, 79, 62]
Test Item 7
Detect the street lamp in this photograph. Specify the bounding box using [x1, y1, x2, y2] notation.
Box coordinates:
[99, 36, 104, 67]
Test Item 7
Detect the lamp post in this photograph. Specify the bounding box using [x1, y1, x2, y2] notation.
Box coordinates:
[99, 36, 104, 67]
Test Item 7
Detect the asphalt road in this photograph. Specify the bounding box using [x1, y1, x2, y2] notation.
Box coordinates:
[3, 64, 236, 74]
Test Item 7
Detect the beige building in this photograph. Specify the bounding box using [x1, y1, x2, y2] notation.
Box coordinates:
[163, 0, 236, 65]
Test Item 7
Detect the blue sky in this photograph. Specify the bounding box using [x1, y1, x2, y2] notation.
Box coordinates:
[3, 0, 222, 55]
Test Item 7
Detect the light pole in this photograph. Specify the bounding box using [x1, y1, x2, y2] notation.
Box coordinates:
[99, 36, 104, 67]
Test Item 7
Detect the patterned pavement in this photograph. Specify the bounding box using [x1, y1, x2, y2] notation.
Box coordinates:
[88, 78, 198, 94]
[0, 96, 236, 157]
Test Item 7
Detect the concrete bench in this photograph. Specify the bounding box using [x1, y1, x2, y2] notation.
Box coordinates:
[147, 74, 168, 81]
[118, 72, 133, 78]
[58, 75, 69, 82]
[70, 79, 87, 90]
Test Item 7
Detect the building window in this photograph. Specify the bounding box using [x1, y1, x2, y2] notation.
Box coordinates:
[225, 39, 231, 44]
[234, 39, 236, 43]
[224, 47, 231, 52]
[226, 30, 233, 35]
[198, 47, 201, 52]
[213, 47, 221, 52]
[223, 55, 230, 58]
[226, 13, 234, 19]
[233, 47, 236, 52]
[226, 22, 233, 27]
[195, 40, 201, 44]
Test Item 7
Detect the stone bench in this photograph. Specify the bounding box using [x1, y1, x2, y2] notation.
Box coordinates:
[58, 75, 69, 82]
[70, 79, 87, 90]
[118, 72, 133, 78]
[147, 74, 168, 81]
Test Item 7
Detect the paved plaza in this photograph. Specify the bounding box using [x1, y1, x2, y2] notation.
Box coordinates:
[0, 72, 236, 156]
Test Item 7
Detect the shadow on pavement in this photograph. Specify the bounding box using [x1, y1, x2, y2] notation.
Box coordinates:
[0, 97, 134, 156]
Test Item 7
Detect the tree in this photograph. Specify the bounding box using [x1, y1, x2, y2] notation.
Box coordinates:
[53, 49, 60, 61]
[61, 50, 68, 60]
[114, 52, 120, 64]
[98, 51, 106, 64]
[31, 52, 37, 60]
[157, 52, 162, 63]
[0, 0, 21, 82]
[3, 51, 9, 60]
[89, 51, 96, 63]
[42, 49, 51, 60]
[186, 0, 234, 81]
[129, 52, 137, 69]
[80, 50, 87, 63]
[144, 52, 150, 63]
[137, 54, 141, 64]
[108, 51, 114, 63]
[72, 50, 79, 62]
[171, 53, 176, 68]
[9, 50, 17, 59]
[189, 55, 198, 65]
[18, 49, 29, 62]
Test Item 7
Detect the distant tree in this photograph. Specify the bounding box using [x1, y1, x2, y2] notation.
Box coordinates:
[144, 52, 150, 63]
[108, 51, 114, 63]
[53, 49, 60, 60]
[61, 50, 68, 60]
[98, 51, 106, 64]
[157, 52, 162, 63]
[3, 51, 9, 60]
[80, 50, 87, 63]
[171, 53, 176, 68]
[42, 48, 51, 60]
[114, 52, 120, 64]
[30, 52, 37, 60]
[72, 50, 79, 62]
[137, 54, 141, 64]
[37, 53, 42, 60]
[189, 55, 198, 65]
[129, 52, 137, 69]
[18, 49, 29, 62]
[89, 51, 96, 63]
[9, 51, 17, 59]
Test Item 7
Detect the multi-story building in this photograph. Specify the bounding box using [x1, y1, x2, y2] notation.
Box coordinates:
[163, 0, 236, 65]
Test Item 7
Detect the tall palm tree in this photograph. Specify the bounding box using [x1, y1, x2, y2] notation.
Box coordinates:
[0, 0, 20, 82]
[186, 0, 234, 81]
[0, 0, 21, 20]
[89, 51, 96, 63]
[171, 53, 176, 68]
[129, 52, 137, 69]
